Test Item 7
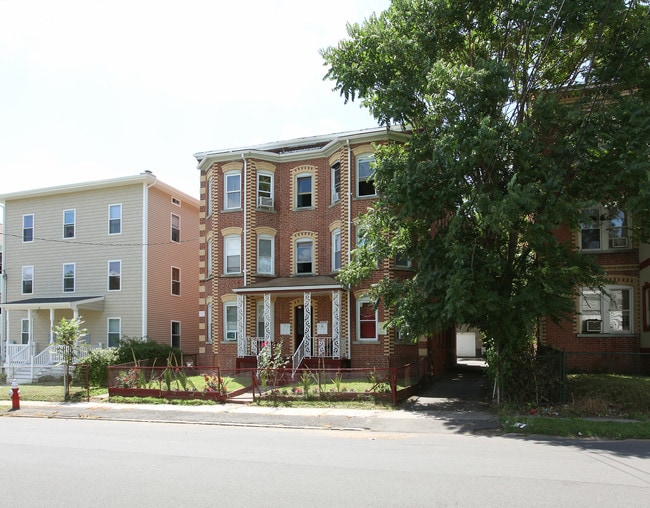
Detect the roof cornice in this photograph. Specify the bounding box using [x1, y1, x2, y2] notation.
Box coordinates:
[194, 126, 410, 171]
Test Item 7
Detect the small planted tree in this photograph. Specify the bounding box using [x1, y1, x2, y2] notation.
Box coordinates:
[53, 317, 88, 400]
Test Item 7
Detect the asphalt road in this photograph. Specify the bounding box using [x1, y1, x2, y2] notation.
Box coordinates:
[0, 417, 648, 507]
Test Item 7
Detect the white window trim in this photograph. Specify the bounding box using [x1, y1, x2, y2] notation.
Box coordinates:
[579, 206, 630, 251]
[21, 318, 30, 344]
[63, 209, 76, 239]
[331, 162, 341, 203]
[257, 171, 274, 209]
[224, 235, 242, 274]
[108, 203, 122, 235]
[207, 175, 214, 217]
[257, 235, 275, 275]
[356, 154, 376, 197]
[206, 302, 213, 344]
[22, 265, 34, 295]
[224, 302, 238, 341]
[171, 213, 180, 243]
[579, 285, 633, 334]
[171, 320, 181, 348]
[171, 266, 181, 296]
[332, 229, 341, 271]
[256, 299, 274, 339]
[356, 297, 378, 342]
[63, 262, 75, 293]
[224, 171, 242, 210]
[207, 238, 213, 277]
[295, 239, 314, 275]
[295, 173, 313, 209]
[108, 260, 122, 291]
[23, 214, 34, 243]
[107, 317, 121, 348]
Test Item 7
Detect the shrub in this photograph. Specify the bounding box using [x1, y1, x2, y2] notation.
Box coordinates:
[115, 337, 183, 365]
[76, 348, 120, 387]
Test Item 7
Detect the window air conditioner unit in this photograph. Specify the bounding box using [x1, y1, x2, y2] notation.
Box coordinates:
[258, 196, 273, 208]
[226, 331, 237, 340]
[332, 192, 340, 202]
[609, 237, 629, 249]
[585, 319, 602, 333]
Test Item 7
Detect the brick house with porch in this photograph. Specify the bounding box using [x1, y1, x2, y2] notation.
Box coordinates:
[194, 127, 455, 375]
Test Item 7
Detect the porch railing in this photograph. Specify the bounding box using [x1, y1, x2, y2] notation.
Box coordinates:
[292, 338, 307, 378]
[6, 344, 31, 365]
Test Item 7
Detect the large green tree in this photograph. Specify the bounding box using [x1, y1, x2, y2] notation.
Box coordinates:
[322, 0, 650, 380]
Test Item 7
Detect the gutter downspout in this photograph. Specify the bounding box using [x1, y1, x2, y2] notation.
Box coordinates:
[142, 177, 157, 340]
[346, 139, 352, 360]
[0, 203, 5, 361]
[242, 154, 248, 287]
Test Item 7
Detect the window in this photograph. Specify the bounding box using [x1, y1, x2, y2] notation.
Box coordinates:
[357, 155, 376, 197]
[207, 175, 213, 217]
[580, 207, 629, 250]
[225, 235, 241, 274]
[171, 214, 180, 243]
[331, 162, 341, 203]
[395, 253, 412, 268]
[171, 321, 181, 348]
[108, 260, 121, 291]
[21, 319, 30, 344]
[357, 298, 377, 341]
[206, 303, 213, 344]
[22, 266, 33, 294]
[225, 172, 241, 209]
[296, 175, 312, 208]
[257, 172, 274, 208]
[256, 301, 268, 338]
[109, 204, 122, 234]
[257, 236, 274, 275]
[23, 214, 34, 243]
[224, 302, 238, 341]
[580, 286, 632, 334]
[171, 267, 181, 296]
[108, 318, 121, 347]
[63, 209, 75, 239]
[63, 263, 75, 292]
[332, 229, 341, 271]
[296, 239, 313, 274]
[207, 238, 213, 276]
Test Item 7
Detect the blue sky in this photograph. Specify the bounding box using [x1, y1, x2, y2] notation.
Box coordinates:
[0, 0, 390, 199]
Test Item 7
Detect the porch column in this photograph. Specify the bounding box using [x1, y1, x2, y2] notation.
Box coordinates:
[4, 309, 9, 353]
[49, 308, 55, 343]
[332, 290, 341, 359]
[236, 294, 246, 357]
[264, 293, 272, 344]
[304, 291, 312, 358]
[28, 309, 35, 356]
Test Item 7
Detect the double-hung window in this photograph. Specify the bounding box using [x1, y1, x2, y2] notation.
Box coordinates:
[357, 155, 376, 197]
[257, 235, 274, 275]
[21, 319, 30, 344]
[296, 175, 312, 208]
[225, 235, 241, 274]
[171, 214, 180, 243]
[171, 267, 181, 296]
[108, 260, 121, 291]
[580, 207, 630, 250]
[257, 172, 274, 209]
[331, 162, 341, 203]
[23, 214, 34, 243]
[357, 298, 377, 341]
[224, 302, 238, 341]
[109, 204, 122, 235]
[225, 172, 241, 209]
[207, 238, 213, 276]
[63, 209, 75, 239]
[580, 286, 632, 334]
[332, 229, 341, 271]
[22, 266, 34, 294]
[63, 263, 75, 292]
[107, 318, 121, 347]
[206, 302, 213, 344]
[296, 239, 313, 274]
[171, 321, 181, 348]
[207, 175, 214, 217]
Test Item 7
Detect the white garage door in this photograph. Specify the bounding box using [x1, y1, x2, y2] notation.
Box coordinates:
[456, 332, 476, 357]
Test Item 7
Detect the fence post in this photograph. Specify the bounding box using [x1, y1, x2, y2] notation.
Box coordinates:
[390, 367, 397, 406]
[251, 368, 256, 402]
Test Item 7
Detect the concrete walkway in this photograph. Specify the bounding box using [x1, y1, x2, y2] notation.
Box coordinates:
[0, 362, 502, 435]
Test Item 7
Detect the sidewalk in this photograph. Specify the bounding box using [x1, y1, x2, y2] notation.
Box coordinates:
[0, 364, 502, 435]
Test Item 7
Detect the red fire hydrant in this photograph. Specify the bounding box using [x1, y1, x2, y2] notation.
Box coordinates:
[9, 379, 20, 411]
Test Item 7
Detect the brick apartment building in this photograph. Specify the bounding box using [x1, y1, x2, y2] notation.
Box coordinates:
[193, 127, 455, 374]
